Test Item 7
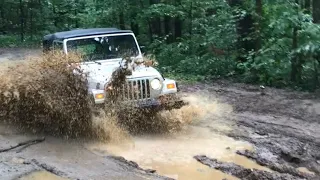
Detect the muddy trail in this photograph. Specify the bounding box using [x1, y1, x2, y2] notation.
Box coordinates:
[181, 81, 320, 180]
[0, 48, 320, 180]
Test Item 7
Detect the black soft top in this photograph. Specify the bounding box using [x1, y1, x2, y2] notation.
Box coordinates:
[43, 28, 133, 41]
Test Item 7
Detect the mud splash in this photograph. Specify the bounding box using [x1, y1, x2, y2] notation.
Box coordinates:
[0, 52, 130, 142]
[91, 110, 132, 143]
[87, 94, 270, 180]
[0, 51, 191, 142]
[0, 52, 92, 138]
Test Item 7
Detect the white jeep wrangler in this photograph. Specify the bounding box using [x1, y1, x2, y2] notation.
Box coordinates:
[43, 28, 185, 110]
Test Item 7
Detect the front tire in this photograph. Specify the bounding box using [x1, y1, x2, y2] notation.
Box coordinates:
[87, 95, 104, 116]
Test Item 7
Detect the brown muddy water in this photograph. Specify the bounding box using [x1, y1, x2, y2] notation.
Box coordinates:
[19, 171, 66, 180]
[86, 94, 271, 180]
[297, 167, 316, 175]
[87, 126, 270, 180]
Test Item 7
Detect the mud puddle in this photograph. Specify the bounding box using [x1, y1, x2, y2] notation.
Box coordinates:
[86, 94, 271, 179]
[296, 167, 316, 175]
[87, 125, 270, 180]
[18, 171, 66, 180]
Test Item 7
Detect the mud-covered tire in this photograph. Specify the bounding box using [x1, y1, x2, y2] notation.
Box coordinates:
[87, 95, 104, 116]
[159, 94, 189, 111]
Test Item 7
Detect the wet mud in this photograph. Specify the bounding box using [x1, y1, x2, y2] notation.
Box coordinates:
[181, 81, 320, 180]
[194, 155, 301, 180]
[18, 170, 67, 180]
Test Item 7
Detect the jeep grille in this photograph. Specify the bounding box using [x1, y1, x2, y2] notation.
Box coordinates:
[121, 79, 151, 100]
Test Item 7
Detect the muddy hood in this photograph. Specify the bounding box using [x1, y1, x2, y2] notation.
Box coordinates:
[79, 61, 162, 88]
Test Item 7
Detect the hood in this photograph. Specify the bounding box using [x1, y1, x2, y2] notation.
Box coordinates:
[79, 60, 162, 87]
[80, 61, 118, 83]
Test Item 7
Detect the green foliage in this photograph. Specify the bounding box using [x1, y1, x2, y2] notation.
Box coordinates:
[237, 2, 320, 90]
[0, 35, 41, 48]
[147, 0, 237, 79]
[0, 0, 319, 90]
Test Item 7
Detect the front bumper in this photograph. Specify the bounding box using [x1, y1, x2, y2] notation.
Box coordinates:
[91, 92, 187, 110]
[90, 78, 186, 110]
[134, 95, 188, 111]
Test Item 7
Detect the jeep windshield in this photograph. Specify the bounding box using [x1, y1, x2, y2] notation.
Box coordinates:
[66, 34, 139, 61]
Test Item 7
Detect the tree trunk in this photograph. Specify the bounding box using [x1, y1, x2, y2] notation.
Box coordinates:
[313, 0, 320, 23]
[128, 0, 139, 36]
[227, 0, 242, 7]
[228, 0, 255, 62]
[164, 15, 172, 42]
[304, 0, 310, 13]
[164, 16, 170, 35]
[130, 21, 139, 35]
[19, 0, 24, 42]
[291, 23, 298, 82]
[151, 18, 162, 36]
[174, 0, 182, 39]
[255, 0, 263, 51]
[189, 2, 193, 37]
[149, 0, 162, 37]
[53, 5, 58, 27]
[138, 0, 153, 41]
[313, 57, 319, 89]
[0, 0, 5, 33]
[174, 18, 182, 39]
[74, 0, 79, 28]
[30, 1, 34, 40]
[291, 0, 301, 83]
[119, 12, 125, 30]
[313, 0, 320, 88]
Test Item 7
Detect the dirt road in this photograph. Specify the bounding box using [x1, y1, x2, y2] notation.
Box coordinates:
[0, 48, 319, 180]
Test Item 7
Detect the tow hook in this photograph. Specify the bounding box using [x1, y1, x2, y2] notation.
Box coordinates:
[176, 82, 180, 92]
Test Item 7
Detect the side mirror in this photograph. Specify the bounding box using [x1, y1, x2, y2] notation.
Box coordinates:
[140, 46, 146, 54]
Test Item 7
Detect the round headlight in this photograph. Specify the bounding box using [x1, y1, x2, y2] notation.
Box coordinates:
[150, 78, 162, 90]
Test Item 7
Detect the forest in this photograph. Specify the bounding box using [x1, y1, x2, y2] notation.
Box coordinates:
[0, 0, 320, 91]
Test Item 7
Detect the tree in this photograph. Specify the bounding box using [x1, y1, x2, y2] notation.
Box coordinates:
[313, 0, 320, 23]
[149, 0, 162, 37]
[255, 0, 263, 51]
[19, 0, 24, 41]
[174, 0, 182, 39]
[228, 0, 255, 62]
[291, 0, 300, 83]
